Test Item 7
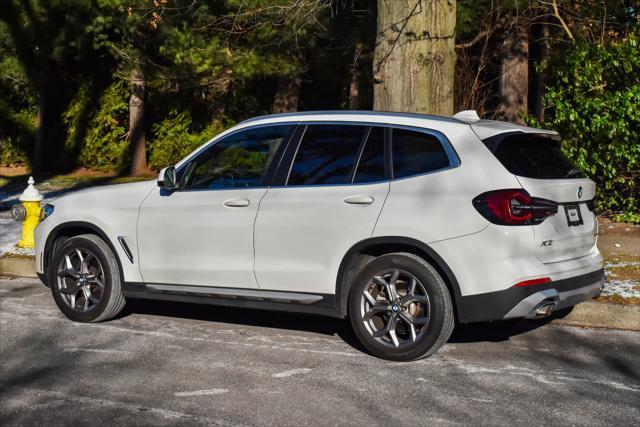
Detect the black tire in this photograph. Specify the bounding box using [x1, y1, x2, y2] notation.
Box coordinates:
[348, 252, 455, 361]
[49, 234, 125, 322]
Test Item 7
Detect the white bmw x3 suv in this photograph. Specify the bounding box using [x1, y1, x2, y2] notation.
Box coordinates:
[34, 110, 604, 360]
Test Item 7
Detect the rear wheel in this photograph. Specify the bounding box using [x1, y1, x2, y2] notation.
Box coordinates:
[49, 234, 125, 322]
[348, 253, 454, 361]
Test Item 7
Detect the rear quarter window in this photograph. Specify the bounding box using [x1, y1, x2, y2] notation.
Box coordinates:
[483, 133, 583, 179]
[392, 128, 452, 179]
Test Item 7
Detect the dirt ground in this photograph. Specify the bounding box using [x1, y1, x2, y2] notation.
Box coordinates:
[596, 217, 640, 304]
[597, 216, 640, 259]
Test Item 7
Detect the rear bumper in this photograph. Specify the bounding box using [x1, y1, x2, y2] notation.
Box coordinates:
[457, 269, 604, 323]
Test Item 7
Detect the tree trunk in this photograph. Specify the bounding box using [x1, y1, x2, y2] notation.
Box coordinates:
[499, 24, 529, 124]
[348, 74, 359, 110]
[535, 22, 549, 123]
[348, 41, 364, 109]
[272, 75, 302, 113]
[32, 71, 65, 173]
[129, 66, 147, 176]
[33, 78, 48, 173]
[373, 0, 456, 115]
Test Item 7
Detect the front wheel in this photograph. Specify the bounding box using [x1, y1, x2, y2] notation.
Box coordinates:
[49, 234, 126, 322]
[348, 253, 455, 361]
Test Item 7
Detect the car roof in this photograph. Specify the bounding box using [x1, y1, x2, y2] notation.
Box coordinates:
[238, 110, 558, 140]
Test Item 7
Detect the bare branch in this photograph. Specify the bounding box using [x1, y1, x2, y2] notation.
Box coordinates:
[456, 30, 489, 49]
[551, 0, 575, 43]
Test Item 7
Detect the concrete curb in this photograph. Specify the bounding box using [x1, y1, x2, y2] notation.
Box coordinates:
[1, 255, 638, 331]
[0, 256, 37, 278]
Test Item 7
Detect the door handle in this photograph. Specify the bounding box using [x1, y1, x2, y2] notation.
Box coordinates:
[344, 195, 374, 206]
[224, 198, 250, 208]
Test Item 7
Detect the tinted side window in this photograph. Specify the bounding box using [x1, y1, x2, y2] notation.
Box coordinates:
[392, 128, 450, 179]
[354, 127, 386, 183]
[288, 124, 367, 186]
[183, 125, 289, 190]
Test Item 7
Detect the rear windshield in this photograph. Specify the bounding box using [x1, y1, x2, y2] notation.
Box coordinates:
[482, 133, 583, 179]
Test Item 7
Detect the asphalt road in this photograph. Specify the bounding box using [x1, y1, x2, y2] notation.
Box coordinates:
[1, 277, 638, 426]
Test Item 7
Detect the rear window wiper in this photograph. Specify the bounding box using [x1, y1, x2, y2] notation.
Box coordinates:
[564, 168, 583, 178]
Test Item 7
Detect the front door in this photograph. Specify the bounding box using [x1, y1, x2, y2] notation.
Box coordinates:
[137, 124, 292, 288]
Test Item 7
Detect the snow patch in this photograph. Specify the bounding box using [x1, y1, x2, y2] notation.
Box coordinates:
[174, 389, 229, 397]
[0, 213, 24, 256]
[605, 261, 640, 268]
[63, 348, 132, 355]
[601, 279, 640, 299]
[272, 368, 311, 378]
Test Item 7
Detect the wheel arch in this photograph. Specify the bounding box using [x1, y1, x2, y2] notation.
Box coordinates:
[43, 221, 125, 287]
[335, 236, 463, 320]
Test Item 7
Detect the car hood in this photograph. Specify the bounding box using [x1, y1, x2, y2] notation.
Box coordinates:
[51, 180, 157, 210]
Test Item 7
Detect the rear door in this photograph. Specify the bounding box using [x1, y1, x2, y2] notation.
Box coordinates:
[253, 124, 390, 295]
[482, 132, 597, 263]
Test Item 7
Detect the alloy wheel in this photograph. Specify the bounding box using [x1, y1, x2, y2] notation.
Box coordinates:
[359, 269, 431, 348]
[56, 247, 105, 312]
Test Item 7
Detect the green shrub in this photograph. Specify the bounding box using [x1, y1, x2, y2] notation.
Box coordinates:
[541, 37, 639, 221]
[0, 43, 34, 166]
[0, 107, 34, 165]
[0, 137, 28, 165]
[148, 110, 228, 169]
[72, 80, 130, 172]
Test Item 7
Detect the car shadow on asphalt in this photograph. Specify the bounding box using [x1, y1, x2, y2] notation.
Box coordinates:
[120, 298, 369, 353]
[449, 310, 572, 344]
[119, 298, 571, 354]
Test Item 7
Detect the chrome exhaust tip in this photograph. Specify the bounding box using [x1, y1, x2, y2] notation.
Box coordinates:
[534, 301, 556, 318]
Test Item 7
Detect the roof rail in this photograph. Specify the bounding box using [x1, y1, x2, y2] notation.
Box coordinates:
[239, 110, 464, 125]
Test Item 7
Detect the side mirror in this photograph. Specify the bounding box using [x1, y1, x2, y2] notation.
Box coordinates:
[157, 166, 178, 190]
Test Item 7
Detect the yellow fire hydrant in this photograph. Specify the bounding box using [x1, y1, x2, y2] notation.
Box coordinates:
[11, 176, 43, 249]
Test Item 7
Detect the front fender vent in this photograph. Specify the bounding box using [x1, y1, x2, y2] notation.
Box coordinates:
[117, 236, 134, 264]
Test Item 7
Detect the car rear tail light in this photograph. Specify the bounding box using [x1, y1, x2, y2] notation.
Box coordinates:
[473, 189, 558, 226]
[513, 277, 552, 287]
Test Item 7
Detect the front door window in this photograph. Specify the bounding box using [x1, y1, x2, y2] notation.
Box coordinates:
[182, 125, 290, 190]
